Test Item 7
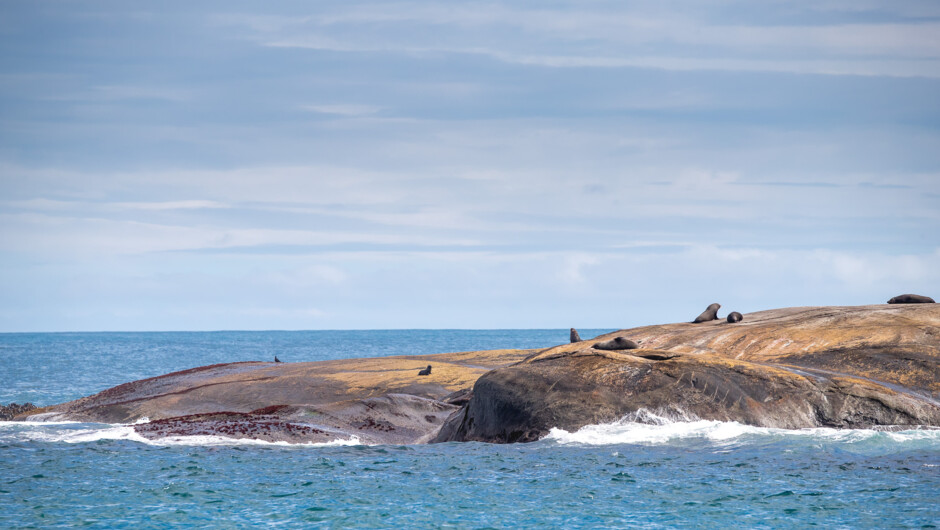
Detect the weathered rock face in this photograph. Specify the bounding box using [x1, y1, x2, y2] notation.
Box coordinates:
[23, 349, 534, 444]
[134, 394, 459, 445]
[1, 402, 36, 421]
[22, 304, 940, 445]
[435, 305, 940, 443]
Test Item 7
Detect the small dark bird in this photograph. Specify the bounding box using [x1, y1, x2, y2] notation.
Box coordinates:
[418, 365, 432, 376]
[274, 356, 282, 363]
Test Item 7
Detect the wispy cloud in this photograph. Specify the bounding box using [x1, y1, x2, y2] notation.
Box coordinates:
[1, 1, 938, 330]
[300, 104, 382, 116]
[224, 4, 940, 77]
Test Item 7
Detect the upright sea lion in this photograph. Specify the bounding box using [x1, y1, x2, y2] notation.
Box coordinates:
[887, 294, 935, 304]
[593, 337, 639, 350]
[274, 356, 282, 363]
[570, 328, 582, 343]
[418, 365, 432, 376]
[727, 311, 743, 323]
[693, 303, 721, 323]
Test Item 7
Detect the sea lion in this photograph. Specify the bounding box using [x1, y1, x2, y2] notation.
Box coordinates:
[570, 328, 582, 343]
[727, 311, 743, 323]
[887, 294, 935, 304]
[274, 356, 282, 363]
[693, 303, 721, 323]
[593, 337, 639, 350]
[418, 365, 432, 376]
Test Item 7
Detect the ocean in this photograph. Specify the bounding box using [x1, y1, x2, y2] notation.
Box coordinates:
[1, 330, 938, 528]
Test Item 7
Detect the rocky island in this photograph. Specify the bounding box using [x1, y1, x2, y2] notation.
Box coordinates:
[16, 303, 940, 444]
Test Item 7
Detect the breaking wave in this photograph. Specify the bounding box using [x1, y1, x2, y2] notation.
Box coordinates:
[543, 409, 940, 449]
[0, 421, 362, 447]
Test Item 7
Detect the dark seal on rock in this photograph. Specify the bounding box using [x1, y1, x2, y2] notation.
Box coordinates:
[274, 356, 282, 363]
[693, 303, 721, 323]
[727, 311, 743, 323]
[418, 365, 432, 376]
[887, 294, 935, 304]
[570, 328, 582, 343]
[593, 337, 639, 350]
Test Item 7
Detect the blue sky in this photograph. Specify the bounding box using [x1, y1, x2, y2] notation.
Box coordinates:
[1, 1, 938, 331]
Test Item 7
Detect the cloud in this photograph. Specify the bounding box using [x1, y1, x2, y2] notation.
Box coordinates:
[4, 243, 937, 330]
[223, 4, 940, 77]
[301, 104, 382, 116]
[0, 211, 482, 257]
[111, 200, 229, 211]
[1, 2, 938, 330]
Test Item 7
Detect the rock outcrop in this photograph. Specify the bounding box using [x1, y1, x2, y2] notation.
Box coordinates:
[434, 304, 940, 443]
[22, 349, 534, 444]
[20, 304, 940, 445]
[1, 402, 36, 421]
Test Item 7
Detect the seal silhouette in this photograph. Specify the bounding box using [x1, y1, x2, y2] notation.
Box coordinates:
[274, 356, 282, 363]
[726, 311, 743, 323]
[418, 365, 432, 376]
[693, 303, 721, 323]
[887, 294, 935, 304]
[593, 337, 639, 350]
[570, 328, 582, 343]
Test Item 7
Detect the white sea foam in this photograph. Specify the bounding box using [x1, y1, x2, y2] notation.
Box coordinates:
[543, 409, 940, 447]
[0, 420, 82, 427]
[2, 422, 362, 447]
[136, 433, 362, 448]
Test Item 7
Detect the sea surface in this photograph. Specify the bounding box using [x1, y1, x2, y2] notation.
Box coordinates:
[1, 330, 938, 528]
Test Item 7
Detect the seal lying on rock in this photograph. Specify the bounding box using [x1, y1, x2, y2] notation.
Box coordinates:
[418, 365, 432, 376]
[593, 337, 639, 350]
[727, 311, 743, 323]
[693, 303, 721, 323]
[570, 328, 581, 343]
[887, 294, 935, 304]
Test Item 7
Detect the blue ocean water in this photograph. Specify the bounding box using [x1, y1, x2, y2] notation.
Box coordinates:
[1, 330, 938, 528]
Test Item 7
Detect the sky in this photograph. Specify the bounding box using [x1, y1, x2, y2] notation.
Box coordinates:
[1, 0, 939, 332]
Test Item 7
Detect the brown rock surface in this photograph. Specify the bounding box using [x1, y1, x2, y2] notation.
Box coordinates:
[23, 349, 534, 444]
[22, 304, 940, 445]
[435, 305, 940, 443]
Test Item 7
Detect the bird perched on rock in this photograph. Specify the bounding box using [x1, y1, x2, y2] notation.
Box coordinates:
[418, 365, 432, 376]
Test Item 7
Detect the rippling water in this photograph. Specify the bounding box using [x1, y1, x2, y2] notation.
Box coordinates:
[2, 331, 938, 528]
